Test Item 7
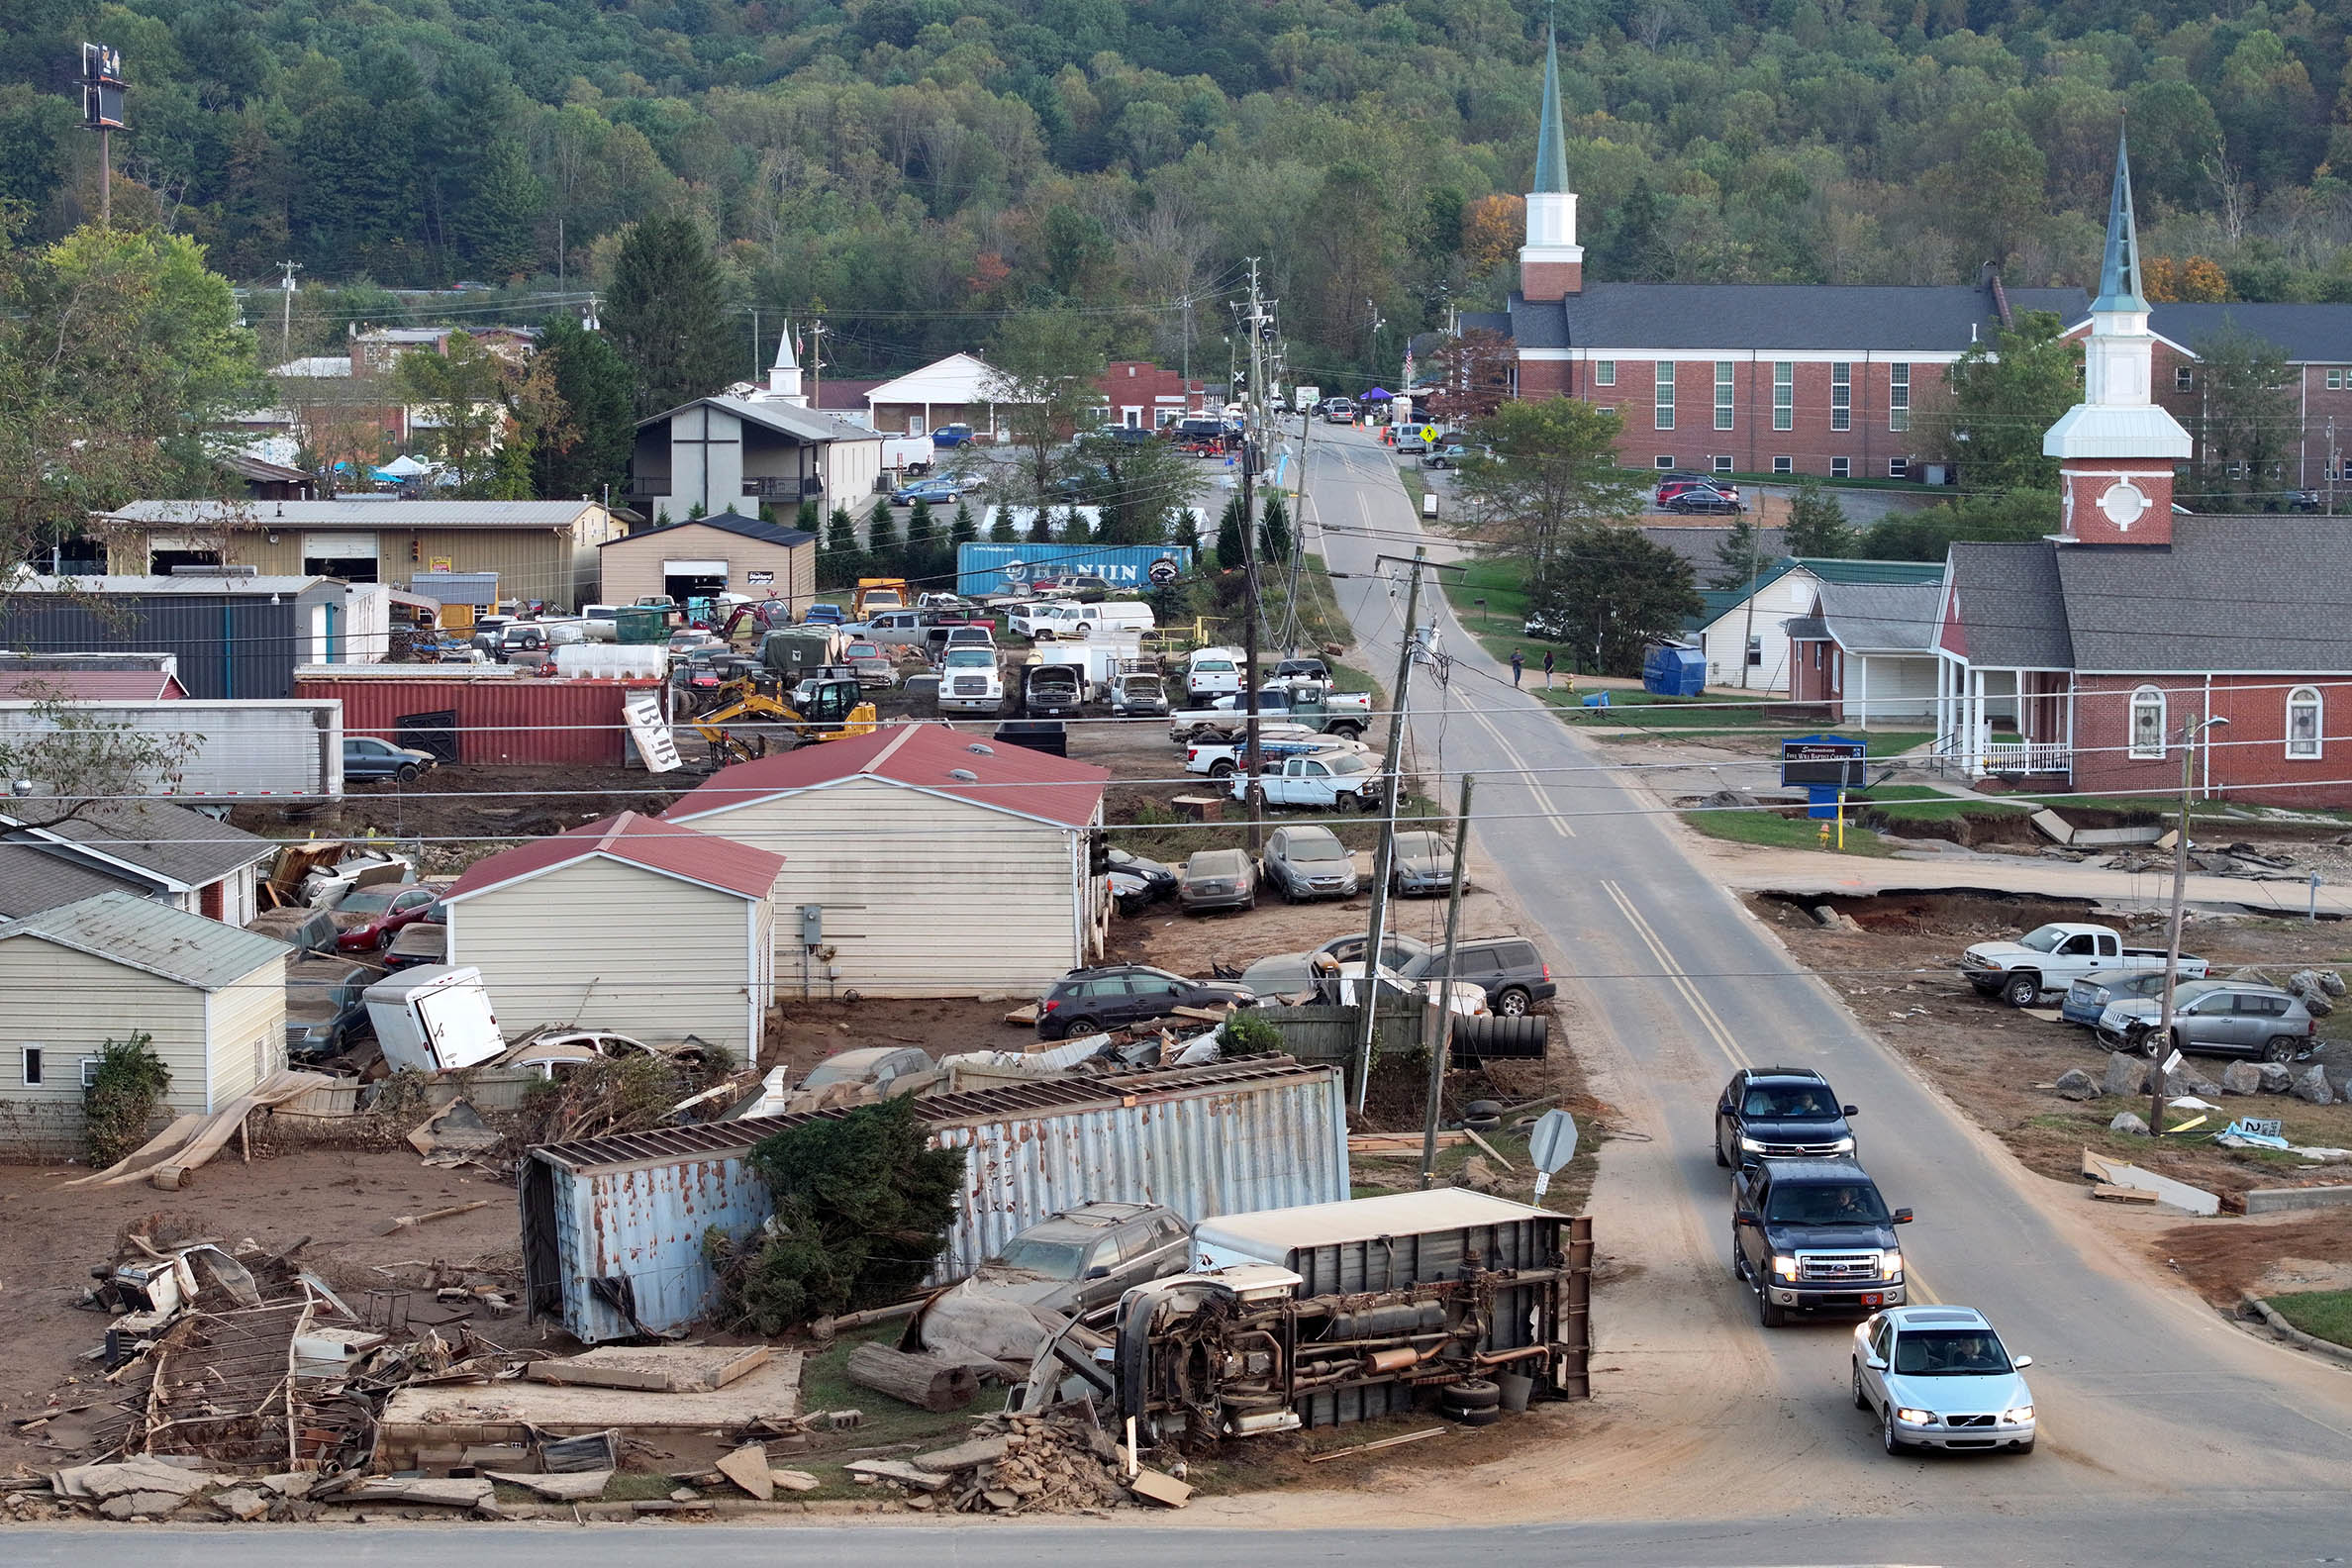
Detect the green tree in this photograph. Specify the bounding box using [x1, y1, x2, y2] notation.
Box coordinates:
[904, 497, 939, 581]
[605, 216, 735, 418]
[989, 510, 1020, 544]
[83, 1032, 171, 1169]
[865, 498, 902, 572]
[1859, 490, 2058, 560]
[1783, 481, 1853, 558]
[1259, 492, 1293, 566]
[1916, 311, 2080, 494]
[1926, 124, 2047, 266]
[462, 141, 544, 279]
[1059, 505, 1093, 544]
[1449, 399, 1645, 577]
[948, 499, 979, 548]
[1025, 507, 1054, 544]
[986, 310, 1108, 506]
[396, 330, 508, 488]
[820, 504, 861, 590]
[1214, 495, 1245, 569]
[1528, 529, 1703, 677]
[1712, 513, 1761, 589]
[2190, 323, 2297, 509]
[1081, 431, 1194, 545]
[530, 315, 635, 502]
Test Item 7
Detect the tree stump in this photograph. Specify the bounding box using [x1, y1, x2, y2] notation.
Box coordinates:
[844, 1342, 979, 1413]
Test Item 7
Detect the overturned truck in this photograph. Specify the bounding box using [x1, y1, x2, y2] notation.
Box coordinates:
[1015, 1191, 1593, 1441]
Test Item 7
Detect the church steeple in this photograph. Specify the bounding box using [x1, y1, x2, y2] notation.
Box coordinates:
[764, 323, 807, 406]
[1519, 24, 1583, 302]
[2044, 126, 2191, 545]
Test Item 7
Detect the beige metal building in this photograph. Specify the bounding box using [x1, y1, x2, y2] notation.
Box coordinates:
[439, 812, 784, 1056]
[596, 513, 818, 616]
[98, 499, 624, 611]
[0, 891, 290, 1118]
[666, 725, 1111, 999]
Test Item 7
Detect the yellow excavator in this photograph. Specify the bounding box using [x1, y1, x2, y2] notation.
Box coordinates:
[686, 675, 878, 763]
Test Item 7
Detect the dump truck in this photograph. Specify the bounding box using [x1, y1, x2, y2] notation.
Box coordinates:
[853, 577, 912, 619]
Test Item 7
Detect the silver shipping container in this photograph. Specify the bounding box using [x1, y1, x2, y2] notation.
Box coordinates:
[521, 1058, 1349, 1344]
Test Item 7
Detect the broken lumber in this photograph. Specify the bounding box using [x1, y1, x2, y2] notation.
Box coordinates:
[375, 1199, 492, 1236]
[336, 1476, 495, 1509]
[1461, 1127, 1516, 1171]
[1002, 1005, 1039, 1027]
[1305, 1425, 1447, 1465]
[714, 1444, 773, 1500]
[844, 1342, 979, 1413]
[2091, 1184, 2159, 1206]
[1127, 1468, 1193, 1508]
[844, 1458, 951, 1491]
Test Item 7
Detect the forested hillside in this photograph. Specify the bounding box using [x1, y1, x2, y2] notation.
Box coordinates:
[5, 1, 2350, 381]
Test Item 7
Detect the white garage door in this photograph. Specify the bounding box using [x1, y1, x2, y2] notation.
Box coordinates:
[663, 559, 728, 575]
[303, 533, 380, 561]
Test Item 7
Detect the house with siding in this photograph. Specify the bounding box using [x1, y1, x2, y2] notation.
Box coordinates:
[441, 812, 782, 1057]
[597, 512, 817, 618]
[1691, 558, 1945, 695]
[666, 725, 1111, 999]
[1784, 581, 1944, 728]
[630, 332, 884, 524]
[0, 892, 290, 1123]
[0, 801, 274, 926]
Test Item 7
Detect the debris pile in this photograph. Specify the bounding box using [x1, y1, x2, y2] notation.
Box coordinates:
[845, 1409, 1187, 1515]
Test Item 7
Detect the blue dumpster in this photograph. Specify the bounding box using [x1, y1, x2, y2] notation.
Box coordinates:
[1642, 642, 1707, 697]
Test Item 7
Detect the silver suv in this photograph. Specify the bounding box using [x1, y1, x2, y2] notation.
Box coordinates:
[1261, 825, 1359, 902]
[2096, 979, 2316, 1060]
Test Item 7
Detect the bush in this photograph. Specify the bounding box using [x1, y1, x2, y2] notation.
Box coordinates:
[83, 1033, 170, 1167]
[1222, 1010, 1285, 1055]
[512, 1046, 736, 1148]
[723, 1097, 964, 1333]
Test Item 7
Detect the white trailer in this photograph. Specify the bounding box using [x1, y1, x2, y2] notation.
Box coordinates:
[881, 435, 936, 473]
[0, 698, 343, 801]
[1033, 637, 1146, 701]
[363, 965, 507, 1074]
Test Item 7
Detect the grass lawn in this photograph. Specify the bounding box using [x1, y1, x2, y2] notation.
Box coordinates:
[1680, 802, 1896, 855]
[1852, 783, 2031, 824]
[2268, 1289, 2352, 1348]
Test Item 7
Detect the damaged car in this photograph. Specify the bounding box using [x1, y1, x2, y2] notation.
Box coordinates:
[915, 1202, 1193, 1362]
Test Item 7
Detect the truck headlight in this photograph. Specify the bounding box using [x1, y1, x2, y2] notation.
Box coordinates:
[1739, 1134, 1768, 1153]
[1895, 1407, 1935, 1425]
[1825, 1136, 1855, 1153]
[2003, 1406, 2034, 1423]
[1770, 1255, 1800, 1279]
[1881, 1250, 1903, 1280]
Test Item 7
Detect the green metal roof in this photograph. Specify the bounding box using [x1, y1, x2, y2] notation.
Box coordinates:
[0, 890, 290, 990]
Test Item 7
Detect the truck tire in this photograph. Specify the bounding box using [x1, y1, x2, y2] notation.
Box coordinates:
[1450, 1015, 1544, 1061]
[1438, 1378, 1501, 1411]
[1443, 1406, 1502, 1427]
[1757, 1284, 1787, 1328]
[1210, 761, 1234, 779]
[2001, 972, 2042, 1008]
[1331, 723, 1364, 740]
[1075, 623, 1093, 637]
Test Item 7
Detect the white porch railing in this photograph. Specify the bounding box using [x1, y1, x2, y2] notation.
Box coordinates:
[1982, 740, 2070, 775]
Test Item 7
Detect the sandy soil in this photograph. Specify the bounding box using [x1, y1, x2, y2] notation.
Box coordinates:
[0, 1149, 520, 1475]
[2148, 1211, 2352, 1307]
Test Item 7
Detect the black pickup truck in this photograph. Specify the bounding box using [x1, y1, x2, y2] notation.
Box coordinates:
[1732, 1155, 1912, 1327]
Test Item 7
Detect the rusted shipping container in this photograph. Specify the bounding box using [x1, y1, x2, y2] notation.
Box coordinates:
[520, 1058, 1350, 1343]
[295, 674, 648, 766]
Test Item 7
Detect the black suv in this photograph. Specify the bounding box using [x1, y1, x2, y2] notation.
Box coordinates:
[1714, 1066, 1858, 1167]
[1732, 1156, 1911, 1327]
[1037, 964, 1257, 1039]
[1399, 936, 1554, 1017]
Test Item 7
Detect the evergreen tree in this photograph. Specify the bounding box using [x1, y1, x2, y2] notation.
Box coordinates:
[462, 142, 544, 279]
[990, 511, 1020, 543]
[949, 499, 979, 547]
[1060, 505, 1092, 544]
[821, 505, 861, 589]
[605, 215, 735, 418]
[1712, 514, 1761, 589]
[795, 499, 822, 536]
[1529, 528, 1703, 676]
[1259, 493, 1293, 565]
[1026, 508, 1053, 545]
[1214, 496, 1245, 568]
[905, 498, 938, 578]
[865, 498, 902, 570]
[530, 315, 635, 502]
[1783, 481, 1853, 558]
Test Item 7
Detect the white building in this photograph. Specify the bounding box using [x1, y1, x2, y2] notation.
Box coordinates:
[632, 330, 884, 523]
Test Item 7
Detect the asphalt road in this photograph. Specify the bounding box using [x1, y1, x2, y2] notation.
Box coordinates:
[1292, 425, 2352, 1545]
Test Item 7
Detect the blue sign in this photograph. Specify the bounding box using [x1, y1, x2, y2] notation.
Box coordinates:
[955, 541, 1195, 598]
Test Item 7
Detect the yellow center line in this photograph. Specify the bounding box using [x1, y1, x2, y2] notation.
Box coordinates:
[1600, 878, 1748, 1072]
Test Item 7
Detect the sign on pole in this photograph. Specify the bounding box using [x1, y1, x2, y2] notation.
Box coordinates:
[1527, 1109, 1578, 1200]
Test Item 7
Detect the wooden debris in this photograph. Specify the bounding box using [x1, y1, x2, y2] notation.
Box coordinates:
[375, 1199, 492, 1236]
[484, 1469, 612, 1502]
[844, 1458, 951, 1491]
[845, 1342, 979, 1413]
[525, 1343, 769, 1393]
[1003, 1005, 1039, 1027]
[1306, 1426, 1447, 1465]
[336, 1476, 496, 1508]
[770, 1470, 821, 1493]
[714, 1444, 774, 1500]
[1461, 1127, 1516, 1171]
[1127, 1468, 1193, 1508]
[2091, 1183, 2159, 1205]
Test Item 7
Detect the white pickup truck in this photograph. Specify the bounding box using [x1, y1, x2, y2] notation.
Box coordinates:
[1186, 728, 1369, 778]
[1228, 750, 1387, 812]
[1170, 683, 1374, 742]
[1959, 922, 2210, 1008]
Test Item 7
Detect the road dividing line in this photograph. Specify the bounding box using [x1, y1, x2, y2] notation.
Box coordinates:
[1600, 879, 1748, 1072]
[1467, 708, 1575, 837]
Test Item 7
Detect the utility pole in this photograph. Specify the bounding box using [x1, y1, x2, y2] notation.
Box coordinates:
[1239, 258, 1269, 850]
[1420, 773, 1476, 1189]
[277, 259, 302, 366]
[1351, 547, 1427, 1111]
[2152, 710, 2228, 1135]
[1736, 510, 1760, 691]
[750, 307, 761, 381]
[556, 216, 564, 293]
[808, 317, 827, 410]
[2330, 416, 2339, 515]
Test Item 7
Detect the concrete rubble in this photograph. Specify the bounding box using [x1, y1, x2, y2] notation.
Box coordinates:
[842, 1407, 1183, 1516]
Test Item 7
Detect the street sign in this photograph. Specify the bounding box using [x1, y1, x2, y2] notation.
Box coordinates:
[1527, 1110, 1578, 1199]
[1147, 555, 1181, 586]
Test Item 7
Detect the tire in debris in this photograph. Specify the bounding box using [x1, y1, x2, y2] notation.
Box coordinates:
[1441, 1405, 1503, 1427]
[1438, 1378, 1502, 1411]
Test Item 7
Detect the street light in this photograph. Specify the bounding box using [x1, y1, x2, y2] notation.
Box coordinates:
[2151, 713, 2229, 1134]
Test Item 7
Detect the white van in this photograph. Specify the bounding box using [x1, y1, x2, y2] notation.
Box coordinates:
[1186, 645, 1245, 700]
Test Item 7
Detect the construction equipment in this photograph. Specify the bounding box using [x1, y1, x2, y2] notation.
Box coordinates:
[853, 577, 912, 619]
[686, 676, 877, 763]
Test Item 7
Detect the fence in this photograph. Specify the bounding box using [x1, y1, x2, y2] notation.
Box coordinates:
[1250, 1003, 1546, 1097]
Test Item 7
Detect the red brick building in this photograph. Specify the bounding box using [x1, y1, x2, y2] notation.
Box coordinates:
[1093, 360, 1210, 429]
[1933, 138, 2352, 808]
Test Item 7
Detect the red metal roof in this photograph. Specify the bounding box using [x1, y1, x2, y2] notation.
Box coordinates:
[669, 724, 1109, 829]
[443, 810, 783, 903]
[3, 670, 187, 701]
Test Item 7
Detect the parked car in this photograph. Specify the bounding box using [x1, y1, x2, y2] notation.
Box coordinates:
[938, 646, 1006, 715]
[2096, 979, 2315, 1060]
[1656, 475, 1738, 507]
[891, 475, 964, 507]
[1269, 657, 1329, 686]
[1185, 647, 1246, 700]
[930, 423, 976, 447]
[1662, 485, 1743, 515]
[1421, 443, 1489, 469]
[343, 736, 437, 783]
[1022, 662, 1085, 718]
[841, 639, 898, 689]
[285, 957, 374, 1062]
[1107, 847, 1179, 909]
[1713, 1066, 1858, 1167]
[1853, 1305, 2036, 1456]
[2060, 969, 2173, 1028]
[1035, 964, 1257, 1038]
[1238, 931, 1433, 997]
[1260, 824, 1360, 903]
[1397, 935, 1552, 1017]
[1186, 731, 1368, 779]
[800, 1044, 934, 1092]
[804, 603, 846, 626]
[1961, 922, 2209, 1007]
[917, 1203, 1193, 1356]
[1388, 829, 1457, 896]
[383, 917, 447, 971]
[1732, 1155, 1911, 1326]
[332, 883, 441, 951]
[1177, 847, 1257, 915]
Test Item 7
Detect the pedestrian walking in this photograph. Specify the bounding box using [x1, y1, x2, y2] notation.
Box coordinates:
[1542, 649, 1555, 689]
[1511, 649, 1524, 688]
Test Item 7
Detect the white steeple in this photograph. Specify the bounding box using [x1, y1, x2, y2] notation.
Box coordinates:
[764, 324, 806, 406]
[1519, 25, 1583, 301]
[2044, 129, 2189, 467]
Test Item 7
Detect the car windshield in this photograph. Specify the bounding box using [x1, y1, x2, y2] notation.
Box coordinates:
[1742, 1084, 1840, 1119]
[1196, 659, 1234, 673]
[337, 889, 408, 916]
[2015, 925, 2070, 952]
[1189, 851, 1245, 877]
[945, 649, 993, 667]
[1893, 1329, 2013, 1376]
[990, 1236, 1090, 1277]
[845, 643, 881, 658]
[1288, 834, 1347, 862]
[1326, 753, 1373, 775]
[1765, 1183, 1889, 1225]
[1394, 833, 1447, 859]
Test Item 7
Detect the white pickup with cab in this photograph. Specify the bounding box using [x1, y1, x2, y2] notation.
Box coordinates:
[1959, 922, 2209, 1008]
[1228, 750, 1386, 811]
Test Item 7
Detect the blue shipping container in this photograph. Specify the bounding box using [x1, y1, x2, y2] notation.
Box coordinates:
[956, 541, 1195, 598]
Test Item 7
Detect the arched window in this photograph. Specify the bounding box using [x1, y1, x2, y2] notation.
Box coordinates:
[2129, 687, 2166, 759]
[2288, 686, 2323, 760]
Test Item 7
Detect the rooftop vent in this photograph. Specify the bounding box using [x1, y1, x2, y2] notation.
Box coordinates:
[966, 742, 995, 755]
[947, 768, 980, 782]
